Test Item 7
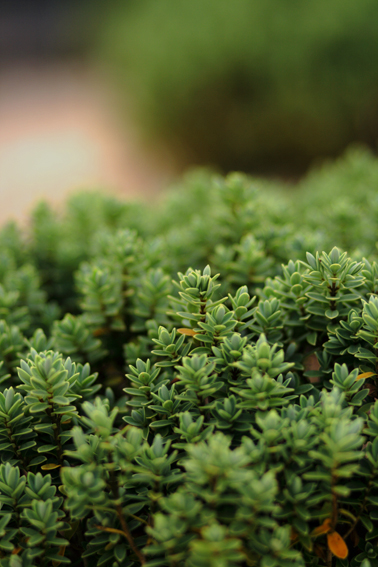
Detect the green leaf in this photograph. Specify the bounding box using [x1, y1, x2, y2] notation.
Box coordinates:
[325, 309, 339, 319]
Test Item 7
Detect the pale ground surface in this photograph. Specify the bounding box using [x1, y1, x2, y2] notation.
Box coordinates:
[0, 60, 175, 225]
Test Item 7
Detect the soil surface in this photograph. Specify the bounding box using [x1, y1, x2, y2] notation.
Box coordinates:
[0, 60, 175, 225]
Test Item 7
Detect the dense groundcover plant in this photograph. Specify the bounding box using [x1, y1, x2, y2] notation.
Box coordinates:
[1, 149, 378, 566]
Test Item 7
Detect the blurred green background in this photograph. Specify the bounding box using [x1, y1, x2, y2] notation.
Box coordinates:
[97, 0, 378, 175]
[2, 0, 378, 207]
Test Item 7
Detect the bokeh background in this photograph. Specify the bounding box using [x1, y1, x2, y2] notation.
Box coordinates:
[1, 0, 378, 222]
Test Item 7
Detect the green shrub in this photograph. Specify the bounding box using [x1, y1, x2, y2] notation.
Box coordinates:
[1, 149, 378, 565]
[98, 0, 378, 172]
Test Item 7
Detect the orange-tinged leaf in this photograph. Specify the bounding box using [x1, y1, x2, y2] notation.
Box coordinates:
[357, 371, 376, 380]
[312, 518, 332, 536]
[52, 546, 67, 567]
[327, 532, 348, 559]
[58, 546, 66, 557]
[290, 528, 298, 543]
[93, 328, 108, 337]
[41, 463, 61, 470]
[303, 353, 321, 374]
[177, 328, 197, 336]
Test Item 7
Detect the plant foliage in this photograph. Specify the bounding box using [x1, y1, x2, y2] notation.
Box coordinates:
[0, 149, 378, 565]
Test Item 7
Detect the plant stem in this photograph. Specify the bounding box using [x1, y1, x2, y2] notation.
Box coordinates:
[115, 504, 146, 564]
[344, 476, 374, 539]
[108, 466, 146, 565]
[46, 395, 64, 464]
[326, 546, 332, 567]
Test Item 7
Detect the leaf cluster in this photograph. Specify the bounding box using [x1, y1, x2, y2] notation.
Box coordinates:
[1, 152, 378, 565]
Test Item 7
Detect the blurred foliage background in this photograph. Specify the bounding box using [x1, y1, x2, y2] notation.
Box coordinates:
[96, 0, 378, 175]
[2, 0, 378, 203]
